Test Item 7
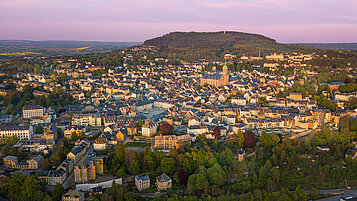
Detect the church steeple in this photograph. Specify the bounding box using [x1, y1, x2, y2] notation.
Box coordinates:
[222, 61, 228, 75]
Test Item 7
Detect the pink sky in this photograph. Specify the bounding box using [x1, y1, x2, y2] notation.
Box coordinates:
[1, 0, 356, 42]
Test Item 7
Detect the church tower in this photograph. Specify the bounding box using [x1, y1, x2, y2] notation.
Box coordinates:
[222, 62, 229, 86]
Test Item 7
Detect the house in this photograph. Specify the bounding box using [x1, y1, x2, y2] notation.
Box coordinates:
[156, 173, 172, 191]
[237, 149, 246, 162]
[116, 129, 126, 141]
[135, 175, 150, 191]
[346, 149, 357, 159]
[62, 189, 84, 201]
[93, 138, 107, 150]
[3, 154, 43, 170]
[142, 121, 158, 137]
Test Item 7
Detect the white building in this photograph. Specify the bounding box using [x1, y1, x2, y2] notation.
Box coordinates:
[142, 122, 158, 137]
[72, 114, 102, 127]
[0, 125, 33, 141]
[22, 105, 45, 119]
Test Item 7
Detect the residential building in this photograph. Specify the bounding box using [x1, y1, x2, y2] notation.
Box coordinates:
[62, 189, 84, 201]
[0, 125, 33, 141]
[156, 173, 172, 191]
[135, 175, 150, 191]
[22, 105, 45, 119]
[142, 122, 158, 137]
[3, 154, 43, 169]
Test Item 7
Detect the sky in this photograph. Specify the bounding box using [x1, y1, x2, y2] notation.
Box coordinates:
[1, 0, 356, 43]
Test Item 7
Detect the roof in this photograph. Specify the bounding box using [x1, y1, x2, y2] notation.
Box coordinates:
[136, 175, 150, 181]
[156, 173, 171, 182]
[202, 74, 222, 80]
[0, 125, 30, 131]
[23, 105, 44, 110]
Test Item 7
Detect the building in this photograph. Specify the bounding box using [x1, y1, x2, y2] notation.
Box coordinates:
[3, 154, 43, 169]
[64, 126, 84, 139]
[62, 189, 84, 201]
[135, 175, 150, 191]
[0, 125, 33, 141]
[116, 129, 126, 141]
[156, 173, 172, 191]
[142, 122, 158, 137]
[71, 114, 102, 127]
[67, 139, 90, 164]
[39, 168, 67, 185]
[74, 156, 104, 183]
[237, 149, 246, 162]
[127, 118, 137, 135]
[153, 134, 191, 150]
[93, 137, 107, 150]
[22, 105, 45, 119]
[200, 63, 229, 87]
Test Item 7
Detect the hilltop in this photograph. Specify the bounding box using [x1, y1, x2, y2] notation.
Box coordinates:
[0, 40, 141, 59]
[143, 31, 299, 60]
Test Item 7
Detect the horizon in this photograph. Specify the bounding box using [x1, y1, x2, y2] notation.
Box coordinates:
[1, 0, 357, 43]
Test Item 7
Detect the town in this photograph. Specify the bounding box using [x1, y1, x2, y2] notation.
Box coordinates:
[0, 43, 357, 201]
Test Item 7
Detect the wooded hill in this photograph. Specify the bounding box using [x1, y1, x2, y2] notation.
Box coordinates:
[143, 31, 306, 60]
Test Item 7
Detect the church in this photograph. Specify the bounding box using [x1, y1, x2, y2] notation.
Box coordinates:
[200, 62, 229, 87]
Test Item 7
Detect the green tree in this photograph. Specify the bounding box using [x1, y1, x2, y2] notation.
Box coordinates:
[259, 132, 280, 147]
[128, 160, 140, 175]
[51, 183, 66, 201]
[160, 157, 177, 175]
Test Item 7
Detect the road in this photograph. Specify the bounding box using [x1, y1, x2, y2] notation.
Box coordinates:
[317, 189, 357, 201]
[49, 133, 64, 160]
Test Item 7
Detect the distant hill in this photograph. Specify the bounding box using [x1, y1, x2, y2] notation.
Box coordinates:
[0, 40, 141, 59]
[143, 31, 297, 60]
[292, 43, 357, 50]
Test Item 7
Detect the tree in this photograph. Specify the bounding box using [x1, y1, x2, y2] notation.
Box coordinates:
[20, 176, 40, 201]
[137, 119, 143, 128]
[259, 132, 280, 147]
[160, 123, 172, 135]
[40, 158, 51, 170]
[128, 160, 140, 175]
[176, 169, 189, 185]
[116, 168, 126, 178]
[243, 132, 256, 148]
[160, 157, 177, 175]
[35, 126, 43, 134]
[213, 127, 221, 138]
[51, 183, 66, 201]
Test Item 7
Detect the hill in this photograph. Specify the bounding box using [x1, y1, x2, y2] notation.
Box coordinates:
[143, 31, 296, 60]
[292, 43, 357, 50]
[0, 40, 141, 59]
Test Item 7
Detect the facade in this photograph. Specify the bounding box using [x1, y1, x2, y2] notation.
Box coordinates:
[64, 126, 84, 139]
[135, 175, 150, 191]
[39, 168, 66, 185]
[3, 154, 43, 169]
[22, 105, 45, 119]
[142, 122, 158, 137]
[0, 125, 33, 141]
[200, 63, 229, 87]
[156, 173, 172, 191]
[74, 156, 103, 183]
[67, 139, 90, 164]
[62, 189, 84, 201]
[116, 129, 126, 141]
[71, 114, 102, 127]
[154, 134, 191, 150]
